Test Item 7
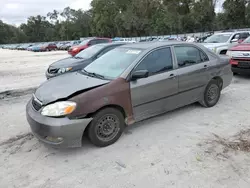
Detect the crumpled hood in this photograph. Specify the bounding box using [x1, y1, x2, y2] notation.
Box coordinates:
[35, 72, 110, 105]
[50, 57, 88, 69]
[202, 43, 227, 49]
[229, 44, 250, 51]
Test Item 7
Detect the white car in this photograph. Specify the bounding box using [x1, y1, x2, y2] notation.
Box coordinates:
[202, 31, 250, 55]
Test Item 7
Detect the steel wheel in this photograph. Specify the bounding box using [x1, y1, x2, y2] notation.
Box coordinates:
[88, 108, 125, 147]
[199, 79, 221, 108]
[95, 114, 120, 142]
[207, 84, 219, 103]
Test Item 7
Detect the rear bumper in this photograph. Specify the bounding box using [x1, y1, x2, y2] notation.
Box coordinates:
[26, 100, 92, 148]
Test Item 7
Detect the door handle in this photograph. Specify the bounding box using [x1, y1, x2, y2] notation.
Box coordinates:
[203, 65, 208, 69]
[169, 74, 176, 79]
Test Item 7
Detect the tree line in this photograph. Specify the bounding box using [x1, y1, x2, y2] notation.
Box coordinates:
[1, 0, 250, 44]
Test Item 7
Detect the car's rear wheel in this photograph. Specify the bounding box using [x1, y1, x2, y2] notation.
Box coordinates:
[88, 108, 125, 147]
[199, 79, 221, 108]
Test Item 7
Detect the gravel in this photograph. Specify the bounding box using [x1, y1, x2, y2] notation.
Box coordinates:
[0, 49, 250, 188]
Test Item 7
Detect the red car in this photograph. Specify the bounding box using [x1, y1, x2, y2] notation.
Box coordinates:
[227, 36, 250, 75]
[68, 38, 111, 56]
[40, 43, 58, 51]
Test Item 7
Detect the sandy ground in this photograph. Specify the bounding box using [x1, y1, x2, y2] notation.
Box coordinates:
[0, 49, 69, 93]
[0, 49, 250, 188]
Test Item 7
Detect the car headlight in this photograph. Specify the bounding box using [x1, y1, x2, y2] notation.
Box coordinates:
[72, 48, 78, 51]
[58, 67, 72, 74]
[226, 50, 232, 57]
[210, 47, 217, 52]
[41, 101, 76, 117]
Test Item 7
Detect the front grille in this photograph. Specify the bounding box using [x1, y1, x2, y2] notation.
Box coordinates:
[238, 61, 250, 69]
[48, 67, 58, 74]
[32, 98, 42, 111]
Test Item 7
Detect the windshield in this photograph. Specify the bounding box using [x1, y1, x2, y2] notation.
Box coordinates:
[75, 45, 105, 59]
[204, 34, 232, 43]
[79, 39, 90, 45]
[83, 47, 142, 79]
[243, 36, 250, 43]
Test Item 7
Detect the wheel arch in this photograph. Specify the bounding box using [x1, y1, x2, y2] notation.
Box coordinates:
[211, 76, 223, 89]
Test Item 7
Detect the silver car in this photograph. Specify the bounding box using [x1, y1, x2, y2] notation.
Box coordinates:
[26, 41, 233, 148]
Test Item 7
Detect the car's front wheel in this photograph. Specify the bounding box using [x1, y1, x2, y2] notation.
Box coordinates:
[88, 108, 125, 147]
[200, 79, 221, 108]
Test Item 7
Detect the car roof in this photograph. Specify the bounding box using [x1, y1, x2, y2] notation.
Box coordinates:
[121, 41, 185, 50]
[215, 31, 250, 35]
[96, 42, 126, 47]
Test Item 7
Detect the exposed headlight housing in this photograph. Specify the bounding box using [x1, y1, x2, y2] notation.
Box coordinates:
[41, 101, 76, 117]
[58, 67, 72, 74]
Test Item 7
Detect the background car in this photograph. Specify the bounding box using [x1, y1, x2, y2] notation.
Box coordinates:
[202, 31, 250, 55]
[46, 42, 126, 79]
[59, 40, 81, 51]
[39, 43, 58, 51]
[68, 37, 111, 56]
[227, 36, 250, 75]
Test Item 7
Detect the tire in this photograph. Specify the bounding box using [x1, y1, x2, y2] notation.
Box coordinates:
[88, 108, 125, 147]
[199, 79, 221, 108]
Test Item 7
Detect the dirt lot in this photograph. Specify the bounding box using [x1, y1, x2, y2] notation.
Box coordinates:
[0, 49, 250, 188]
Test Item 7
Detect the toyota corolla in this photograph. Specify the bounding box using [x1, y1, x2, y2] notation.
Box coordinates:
[26, 42, 233, 148]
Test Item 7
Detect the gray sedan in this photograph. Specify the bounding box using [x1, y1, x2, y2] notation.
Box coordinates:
[26, 42, 233, 148]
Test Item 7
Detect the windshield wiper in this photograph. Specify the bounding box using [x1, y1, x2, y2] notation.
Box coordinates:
[73, 56, 83, 59]
[82, 69, 105, 79]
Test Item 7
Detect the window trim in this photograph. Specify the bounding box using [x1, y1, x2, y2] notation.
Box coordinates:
[129, 46, 175, 79]
[173, 44, 209, 69]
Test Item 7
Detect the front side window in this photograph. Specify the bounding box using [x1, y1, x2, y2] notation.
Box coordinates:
[174, 46, 208, 67]
[83, 48, 142, 79]
[134, 47, 173, 76]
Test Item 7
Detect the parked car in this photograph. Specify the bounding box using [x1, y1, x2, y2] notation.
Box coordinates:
[17, 44, 34, 50]
[68, 37, 112, 56]
[59, 40, 81, 51]
[202, 31, 250, 55]
[46, 43, 126, 79]
[28, 43, 44, 52]
[40, 42, 58, 51]
[227, 36, 250, 75]
[26, 42, 232, 148]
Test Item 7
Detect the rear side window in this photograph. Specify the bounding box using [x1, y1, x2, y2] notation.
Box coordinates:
[135, 47, 173, 76]
[174, 46, 209, 68]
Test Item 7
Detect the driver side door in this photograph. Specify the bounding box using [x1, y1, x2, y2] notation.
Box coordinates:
[130, 47, 179, 122]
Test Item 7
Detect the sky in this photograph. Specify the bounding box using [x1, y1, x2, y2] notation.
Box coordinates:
[0, 0, 223, 25]
[0, 0, 92, 25]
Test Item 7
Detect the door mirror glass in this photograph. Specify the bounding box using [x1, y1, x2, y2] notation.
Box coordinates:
[131, 70, 149, 81]
[231, 38, 238, 43]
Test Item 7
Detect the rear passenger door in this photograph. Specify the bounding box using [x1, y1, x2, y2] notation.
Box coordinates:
[130, 47, 179, 121]
[174, 45, 210, 105]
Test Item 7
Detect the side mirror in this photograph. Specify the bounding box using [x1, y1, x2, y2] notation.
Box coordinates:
[231, 39, 238, 43]
[131, 70, 149, 81]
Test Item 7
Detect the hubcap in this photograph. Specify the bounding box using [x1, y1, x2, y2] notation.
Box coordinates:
[207, 84, 219, 102]
[95, 114, 120, 142]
